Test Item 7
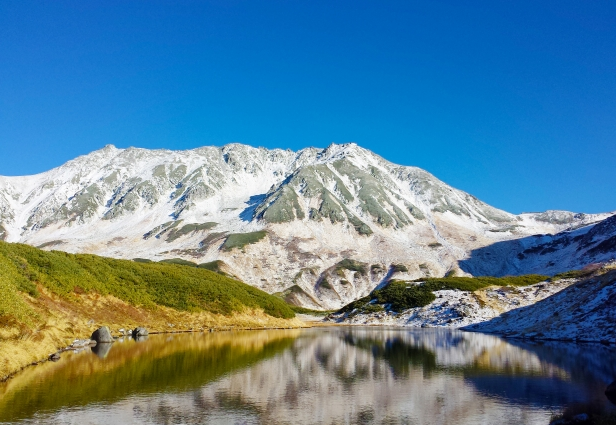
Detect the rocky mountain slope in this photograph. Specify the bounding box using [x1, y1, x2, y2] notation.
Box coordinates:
[328, 276, 577, 328]
[464, 265, 616, 343]
[331, 263, 616, 345]
[0, 143, 614, 309]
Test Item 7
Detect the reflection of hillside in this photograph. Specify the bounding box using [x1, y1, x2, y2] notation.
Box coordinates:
[506, 339, 616, 385]
[129, 329, 589, 425]
[0, 330, 298, 422]
[467, 375, 588, 408]
[342, 328, 568, 377]
[4, 328, 616, 425]
[343, 334, 438, 377]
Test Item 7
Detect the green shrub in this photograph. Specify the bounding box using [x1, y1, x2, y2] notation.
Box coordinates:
[159, 258, 198, 267]
[335, 273, 549, 315]
[198, 260, 226, 275]
[337, 296, 372, 314]
[0, 255, 37, 322]
[373, 281, 436, 312]
[416, 274, 549, 292]
[391, 264, 408, 273]
[335, 259, 367, 275]
[319, 278, 333, 290]
[361, 304, 384, 314]
[166, 222, 217, 242]
[222, 231, 267, 251]
[551, 268, 595, 281]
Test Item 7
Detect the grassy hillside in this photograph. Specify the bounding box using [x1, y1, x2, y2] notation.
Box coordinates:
[0, 241, 299, 380]
[0, 241, 294, 320]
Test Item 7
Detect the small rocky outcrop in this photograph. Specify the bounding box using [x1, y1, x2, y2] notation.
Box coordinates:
[91, 326, 114, 343]
[132, 327, 149, 338]
[48, 353, 61, 362]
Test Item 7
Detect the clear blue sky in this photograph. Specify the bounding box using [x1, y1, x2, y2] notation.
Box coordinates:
[1, 1, 615, 214]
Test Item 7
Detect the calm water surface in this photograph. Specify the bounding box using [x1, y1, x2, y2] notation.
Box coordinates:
[1, 327, 615, 424]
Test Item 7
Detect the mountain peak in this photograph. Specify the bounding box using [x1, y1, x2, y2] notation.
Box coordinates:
[316, 142, 367, 162]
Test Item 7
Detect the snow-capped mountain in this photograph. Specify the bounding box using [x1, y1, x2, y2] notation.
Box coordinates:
[0, 143, 614, 309]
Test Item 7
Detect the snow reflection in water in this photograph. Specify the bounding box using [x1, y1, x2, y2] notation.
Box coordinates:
[1, 327, 615, 425]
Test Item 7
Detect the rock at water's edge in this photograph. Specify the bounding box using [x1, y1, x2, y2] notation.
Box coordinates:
[132, 327, 149, 338]
[91, 326, 114, 343]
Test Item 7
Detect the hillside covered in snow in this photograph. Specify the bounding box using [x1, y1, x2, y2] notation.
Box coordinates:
[464, 265, 616, 343]
[0, 143, 614, 309]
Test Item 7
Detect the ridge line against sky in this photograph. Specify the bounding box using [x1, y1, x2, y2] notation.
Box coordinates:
[1, 0, 615, 214]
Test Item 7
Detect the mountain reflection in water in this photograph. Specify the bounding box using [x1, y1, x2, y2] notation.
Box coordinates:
[1, 328, 615, 425]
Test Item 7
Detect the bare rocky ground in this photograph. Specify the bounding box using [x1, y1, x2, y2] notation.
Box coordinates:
[465, 266, 616, 344]
[329, 263, 616, 344]
[329, 278, 574, 327]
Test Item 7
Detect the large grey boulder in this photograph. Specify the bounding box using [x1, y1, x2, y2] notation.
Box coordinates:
[91, 326, 114, 343]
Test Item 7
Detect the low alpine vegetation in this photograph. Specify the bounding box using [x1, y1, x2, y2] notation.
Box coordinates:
[372, 281, 436, 312]
[165, 222, 217, 242]
[0, 241, 294, 322]
[222, 231, 267, 251]
[336, 274, 550, 314]
[414, 274, 549, 292]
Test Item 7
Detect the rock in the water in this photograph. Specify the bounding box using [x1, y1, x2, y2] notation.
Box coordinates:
[606, 380, 616, 405]
[91, 326, 114, 343]
[49, 353, 61, 362]
[132, 327, 149, 338]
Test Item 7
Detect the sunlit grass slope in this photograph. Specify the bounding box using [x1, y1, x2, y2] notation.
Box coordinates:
[0, 241, 294, 320]
[0, 241, 299, 380]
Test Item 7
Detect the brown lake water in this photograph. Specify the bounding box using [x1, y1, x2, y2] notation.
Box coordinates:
[0, 327, 615, 424]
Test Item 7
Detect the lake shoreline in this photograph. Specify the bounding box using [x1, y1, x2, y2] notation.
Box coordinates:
[1, 313, 340, 383]
[0, 285, 308, 382]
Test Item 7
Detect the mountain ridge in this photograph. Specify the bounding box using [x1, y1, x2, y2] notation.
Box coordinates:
[1, 143, 614, 309]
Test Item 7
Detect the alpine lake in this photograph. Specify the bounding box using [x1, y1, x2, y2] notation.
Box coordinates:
[1, 327, 615, 425]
